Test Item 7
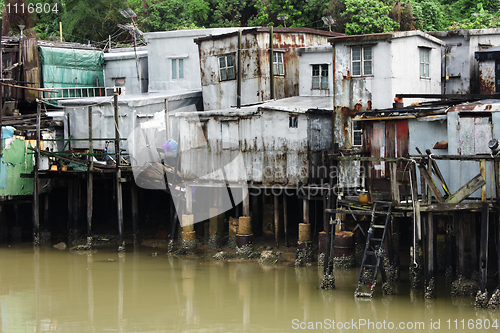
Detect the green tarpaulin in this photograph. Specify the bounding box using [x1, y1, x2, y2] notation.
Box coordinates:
[39, 46, 104, 98]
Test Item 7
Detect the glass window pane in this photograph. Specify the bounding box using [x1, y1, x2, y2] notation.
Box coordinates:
[179, 59, 184, 78]
[321, 65, 328, 77]
[420, 63, 424, 77]
[312, 65, 319, 76]
[312, 77, 320, 89]
[278, 64, 284, 75]
[273, 63, 278, 74]
[278, 53, 283, 62]
[227, 67, 235, 80]
[420, 50, 424, 63]
[273, 52, 277, 63]
[227, 55, 234, 67]
[219, 57, 226, 68]
[425, 63, 429, 78]
[321, 76, 328, 89]
[364, 60, 372, 75]
[363, 46, 372, 60]
[221, 68, 227, 81]
[172, 59, 177, 79]
[353, 62, 361, 76]
[352, 47, 361, 61]
[354, 131, 362, 146]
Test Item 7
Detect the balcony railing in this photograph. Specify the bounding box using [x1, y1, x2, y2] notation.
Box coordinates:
[43, 86, 121, 100]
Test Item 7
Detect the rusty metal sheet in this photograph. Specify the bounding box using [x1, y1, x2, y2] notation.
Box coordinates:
[479, 61, 495, 95]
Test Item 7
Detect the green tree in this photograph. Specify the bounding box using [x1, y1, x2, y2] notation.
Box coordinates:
[342, 0, 399, 35]
[208, 0, 257, 27]
[62, 0, 129, 43]
[129, 0, 210, 32]
[248, 0, 303, 27]
[410, 0, 446, 31]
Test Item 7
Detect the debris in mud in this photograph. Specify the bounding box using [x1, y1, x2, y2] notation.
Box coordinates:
[317, 252, 325, 266]
[259, 250, 284, 265]
[236, 243, 253, 257]
[294, 246, 313, 267]
[207, 235, 223, 249]
[451, 276, 479, 297]
[53, 242, 67, 250]
[182, 239, 197, 251]
[213, 251, 227, 260]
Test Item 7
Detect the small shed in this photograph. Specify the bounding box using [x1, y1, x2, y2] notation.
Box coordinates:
[104, 47, 148, 94]
[173, 96, 333, 185]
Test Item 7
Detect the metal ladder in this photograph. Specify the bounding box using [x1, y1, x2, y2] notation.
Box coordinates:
[354, 201, 392, 298]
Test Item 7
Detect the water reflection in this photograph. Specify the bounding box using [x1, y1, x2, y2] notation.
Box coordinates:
[1, 246, 500, 332]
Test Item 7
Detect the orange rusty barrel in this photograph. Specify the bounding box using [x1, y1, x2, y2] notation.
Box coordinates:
[318, 231, 354, 257]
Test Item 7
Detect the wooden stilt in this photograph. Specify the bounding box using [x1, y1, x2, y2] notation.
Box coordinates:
[274, 194, 279, 248]
[33, 101, 41, 246]
[283, 194, 288, 247]
[114, 93, 124, 252]
[445, 215, 454, 281]
[44, 194, 49, 233]
[87, 106, 93, 247]
[480, 202, 489, 292]
[457, 212, 465, 277]
[131, 184, 138, 245]
[67, 179, 74, 242]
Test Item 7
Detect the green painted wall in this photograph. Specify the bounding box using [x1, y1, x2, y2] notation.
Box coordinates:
[0, 138, 34, 197]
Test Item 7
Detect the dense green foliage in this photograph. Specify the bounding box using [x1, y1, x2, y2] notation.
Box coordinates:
[1, 0, 500, 45]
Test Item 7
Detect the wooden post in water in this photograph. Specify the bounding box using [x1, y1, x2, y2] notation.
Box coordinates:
[426, 154, 435, 297]
[131, 183, 139, 245]
[114, 93, 125, 252]
[274, 194, 279, 248]
[479, 202, 489, 293]
[87, 106, 93, 247]
[67, 179, 74, 243]
[283, 194, 288, 247]
[33, 101, 41, 246]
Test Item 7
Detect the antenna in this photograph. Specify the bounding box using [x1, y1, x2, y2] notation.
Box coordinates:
[321, 16, 335, 32]
[277, 16, 289, 28]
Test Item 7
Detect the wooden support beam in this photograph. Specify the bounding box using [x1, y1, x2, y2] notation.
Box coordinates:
[479, 202, 489, 292]
[417, 164, 444, 203]
[481, 159, 487, 202]
[445, 216, 455, 281]
[420, 201, 486, 212]
[114, 93, 124, 252]
[457, 212, 465, 277]
[33, 101, 41, 246]
[495, 161, 500, 199]
[86, 106, 93, 246]
[445, 174, 486, 204]
[410, 162, 421, 240]
[389, 162, 400, 206]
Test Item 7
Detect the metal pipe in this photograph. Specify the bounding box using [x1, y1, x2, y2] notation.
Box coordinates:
[269, 26, 274, 100]
[237, 29, 242, 109]
[87, 106, 93, 246]
[33, 101, 41, 246]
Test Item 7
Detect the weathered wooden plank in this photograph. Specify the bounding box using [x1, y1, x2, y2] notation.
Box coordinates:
[417, 164, 444, 203]
[479, 202, 489, 292]
[445, 173, 486, 204]
[419, 201, 486, 212]
[389, 162, 400, 206]
[480, 159, 487, 201]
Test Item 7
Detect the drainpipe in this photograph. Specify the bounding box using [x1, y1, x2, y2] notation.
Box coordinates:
[269, 26, 274, 100]
[332, 43, 337, 151]
[237, 29, 242, 108]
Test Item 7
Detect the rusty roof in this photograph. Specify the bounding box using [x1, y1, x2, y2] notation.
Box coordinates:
[447, 99, 500, 112]
[328, 30, 445, 45]
[194, 27, 342, 44]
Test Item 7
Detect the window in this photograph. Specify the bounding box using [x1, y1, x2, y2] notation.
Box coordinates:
[352, 121, 363, 147]
[352, 46, 372, 76]
[114, 78, 126, 86]
[172, 58, 184, 79]
[312, 64, 328, 89]
[420, 48, 430, 78]
[219, 55, 235, 81]
[289, 116, 298, 128]
[273, 51, 284, 75]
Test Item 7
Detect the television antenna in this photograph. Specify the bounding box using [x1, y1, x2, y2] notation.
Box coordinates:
[322, 16, 335, 32]
[118, 8, 143, 83]
[277, 16, 289, 28]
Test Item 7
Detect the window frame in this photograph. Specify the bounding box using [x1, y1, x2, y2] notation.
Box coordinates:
[171, 58, 184, 79]
[351, 45, 373, 77]
[219, 54, 236, 81]
[312, 64, 329, 90]
[419, 47, 430, 79]
[273, 51, 285, 76]
[352, 120, 363, 147]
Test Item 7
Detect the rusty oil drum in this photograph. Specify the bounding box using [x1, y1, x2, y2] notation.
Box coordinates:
[236, 234, 253, 247]
[319, 231, 354, 257]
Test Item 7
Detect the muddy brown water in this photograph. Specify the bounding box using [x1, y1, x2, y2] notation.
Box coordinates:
[1, 245, 499, 332]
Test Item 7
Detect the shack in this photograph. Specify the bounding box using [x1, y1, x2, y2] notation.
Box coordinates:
[104, 47, 148, 95]
[195, 27, 342, 111]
